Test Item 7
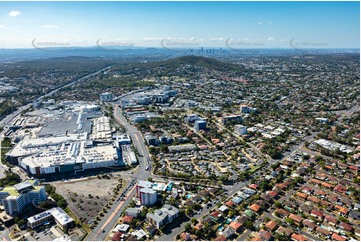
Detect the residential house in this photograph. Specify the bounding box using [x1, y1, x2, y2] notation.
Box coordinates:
[125, 207, 141, 218]
[210, 211, 223, 222]
[214, 235, 227, 241]
[180, 232, 191, 241]
[112, 232, 123, 241]
[310, 209, 324, 220]
[194, 223, 204, 231]
[291, 233, 307, 241]
[309, 178, 322, 185]
[335, 205, 348, 216]
[301, 186, 314, 195]
[250, 236, 262, 241]
[256, 200, 267, 209]
[333, 185, 348, 195]
[321, 182, 333, 190]
[259, 229, 272, 241]
[132, 229, 147, 240]
[316, 227, 331, 238]
[321, 200, 334, 211]
[265, 220, 278, 232]
[302, 220, 316, 232]
[122, 215, 134, 224]
[225, 200, 235, 208]
[299, 204, 313, 213]
[296, 192, 308, 200]
[276, 226, 293, 238]
[237, 215, 248, 226]
[338, 222, 353, 233]
[229, 221, 242, 233]
[250, 204, 261, 213]
[199, 189, 210, 197]
[232, 196, 243, 204]
[184, 201, 196, 209]
[145, 224, 157, 235]
[249, 184, 258, 190]
[267, 191, 278, 199]
[324, 215, 338, 227]
[244, 209, 255, 219]
[314, 190, 327, 198]
[307, 195, 320, 204]
[223, 227, 235, 239]
[288, 214, 303, 226]
[275, 208, 289, 218]
[348, 210, 360, 221]
[260, 194, 272, 203]
[331, 233, 347, 241]
[219, 205, 229, 214]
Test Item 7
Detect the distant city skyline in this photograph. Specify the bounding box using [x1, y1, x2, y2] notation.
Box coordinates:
[0, 1, 359, 49]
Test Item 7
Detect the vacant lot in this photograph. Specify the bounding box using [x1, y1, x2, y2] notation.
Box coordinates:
[52, 174, 124, 224]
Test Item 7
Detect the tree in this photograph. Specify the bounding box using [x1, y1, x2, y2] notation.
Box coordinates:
[285, 218, 294, 225]
[244, 221, 254, 230]
[274, 233, 290, 241]
[274, 202, 282, 208]
[191, 218, 198, 225]
[185, 223, 192, 232]
[302, 154, 310, 160]
[39, 200, 57, 209]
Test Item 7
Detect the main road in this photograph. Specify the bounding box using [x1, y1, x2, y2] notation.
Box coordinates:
[85, 104, 152, 241]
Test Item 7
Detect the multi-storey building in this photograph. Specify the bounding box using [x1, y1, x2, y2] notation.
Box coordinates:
[139, 188, 157, 206]
[0, 180, 47, 215]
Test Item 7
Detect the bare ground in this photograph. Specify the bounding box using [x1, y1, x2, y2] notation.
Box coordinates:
[51, 174, 123, 224]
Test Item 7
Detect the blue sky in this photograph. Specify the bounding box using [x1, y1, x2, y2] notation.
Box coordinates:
[0, 1, 359, 48]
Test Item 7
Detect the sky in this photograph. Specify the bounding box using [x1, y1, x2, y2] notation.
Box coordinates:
[0, 1, 359, 49]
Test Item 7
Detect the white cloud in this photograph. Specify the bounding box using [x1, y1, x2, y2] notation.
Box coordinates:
[209, 37, 225, 41]
[9, 11, 21, 17]
[139, 37, 164, 41]
[40, 25, 59, 29]
[258, 22, 262, 25]
[267, 37, 275, 41]
[0, 25, 8, 30]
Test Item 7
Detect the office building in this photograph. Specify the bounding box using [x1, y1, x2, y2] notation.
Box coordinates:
[99, 92, 113, 102]
[240, 105, 257, 114]
[145, 134, 160, 146]
[316, 118, 329, 124]
[222, 115, 243, 125]
[146, 204, 179, 228]
[136, 180, 153, 197]
[27, 207, 74, 231]
[139, 188, 157, 206]
[0, 180, 47, 215]
[234, 125, 248, 135]
[194, 120, 207, 131]
[184, 114, 199, 123]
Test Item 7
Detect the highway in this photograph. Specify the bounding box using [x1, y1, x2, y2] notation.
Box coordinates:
[85, 104, 152, 241]
[37, 66, 112, 101]
[0, 65, 112, 130]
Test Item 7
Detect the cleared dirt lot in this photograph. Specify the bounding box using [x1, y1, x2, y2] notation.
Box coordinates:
[51, 174, 123, 224]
